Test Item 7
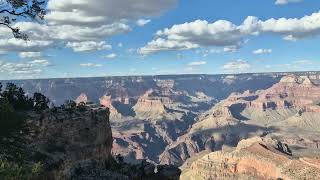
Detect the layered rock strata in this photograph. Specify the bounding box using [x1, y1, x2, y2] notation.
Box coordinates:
[181, 137, 320, 180]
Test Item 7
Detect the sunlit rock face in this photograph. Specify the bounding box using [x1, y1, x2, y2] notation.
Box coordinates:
[247, 75, 320, 112]
[133, 89, 167, 120]
[181, 137, 320, 180]
[27, 107, 113, 179]
[99, 95, 122, 118]
[219, 75, 320, 113]
[75, 93, 88, 104]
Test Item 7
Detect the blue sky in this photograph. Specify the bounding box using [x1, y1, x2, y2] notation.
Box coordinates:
[0, 0, 320, 79]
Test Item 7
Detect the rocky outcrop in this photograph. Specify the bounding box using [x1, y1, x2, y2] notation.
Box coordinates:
[99, 95, 122, 119]
[75, 93, 88, 104]
[248, 75, 320, 112]
[215, 74, 320, 115]
[27, 106, 113, 179]
[133, 89, 167, 120]
[26, 106, 181, 180]
[181, 137, 320, 180]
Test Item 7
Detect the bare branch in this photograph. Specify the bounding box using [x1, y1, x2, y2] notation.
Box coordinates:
[0, 0, 46, 40]
[0, 9, 28, 17]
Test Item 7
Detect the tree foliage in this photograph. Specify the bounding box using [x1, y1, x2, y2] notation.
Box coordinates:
[0, 83, 50, 178]
[1, 83, 33, 110]
[0, 0, 46, 40]
[33, 92, 50, 112]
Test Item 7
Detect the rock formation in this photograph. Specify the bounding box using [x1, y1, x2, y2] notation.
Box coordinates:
[27, 106, 113, 179]
[181, 137, 320, 180]
[162, 74, 320, 167]
[133, 89, 167, 120]
[159, 105, 240, 166]
[26, 105, 181, 179]
[99, 95, 122, 119]
[75, 93, 88, 104]
[247, 75, 320, 112]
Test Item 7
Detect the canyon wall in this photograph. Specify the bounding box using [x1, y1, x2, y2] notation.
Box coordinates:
[27, 106, 114, 179]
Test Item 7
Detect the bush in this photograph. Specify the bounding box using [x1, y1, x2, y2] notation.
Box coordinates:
[33, 93, 50, 112]
[0, 159, 43, 180]
[0, 83, 48, 177]
[1, 83, 33, 111]
[77, 102, 87, 112]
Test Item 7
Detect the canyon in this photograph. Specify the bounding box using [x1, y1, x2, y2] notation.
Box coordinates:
[2, 72, 320, 179]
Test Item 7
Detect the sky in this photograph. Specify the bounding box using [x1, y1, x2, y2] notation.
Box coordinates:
[0, 0, 320, 80]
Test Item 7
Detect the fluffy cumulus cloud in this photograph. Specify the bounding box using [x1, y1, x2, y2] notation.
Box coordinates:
[66, 41, 111, 52]
[188, 61, 207, 66]
[253, 49, 272, 54]
[46, 0, 176, 26]
[275, 0, 303, 5]
[0, 0, 177, 55]
[222, 59, 251, 72]
[140, 11, 320, 54]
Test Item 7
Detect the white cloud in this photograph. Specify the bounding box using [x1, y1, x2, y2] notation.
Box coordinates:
[265, 59, 315, 71]
[275, 0, 303, 5]
[118, 43, 123, 47]
[47, 0, 176, 26]
[253, 49, 272, 54]
[292, 60, 313, 65]
[80, 63, 102, 67]
[0, 59, 51, 77]
[29, 59, 51, 67]
[103, 53, 117, 59]
[222, 59, 251, 72]
[188, 61, 207, 66]
[10, 22, 131, 42]
[19, 52, 42, 58]
[283, 35, 298, 41]
[0, 38, 53, 53]
[138, 38, 199, 54]
[66, 41, 111, 52]
[136, 19, 151, 26]
[140, 11, 320, 54]
[223, 46, 240, 53]
[0, 0, 177, 55]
